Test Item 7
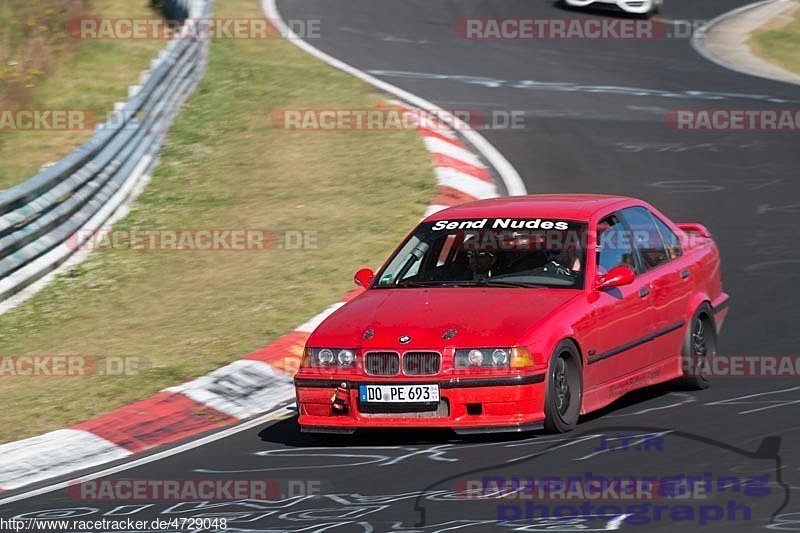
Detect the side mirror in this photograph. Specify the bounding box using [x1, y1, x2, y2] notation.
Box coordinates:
[595, 265, 635, 290]
[354, 268, 375, 288]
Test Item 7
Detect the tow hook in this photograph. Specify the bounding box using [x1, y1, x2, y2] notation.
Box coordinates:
[331, 382, 349, 414]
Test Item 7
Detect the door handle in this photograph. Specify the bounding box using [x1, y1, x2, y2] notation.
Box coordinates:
[639, 287, 650, 298]
[680, 269, 690, 279]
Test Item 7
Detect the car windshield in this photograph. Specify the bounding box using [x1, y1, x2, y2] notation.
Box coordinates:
[375, 218, 588, 289]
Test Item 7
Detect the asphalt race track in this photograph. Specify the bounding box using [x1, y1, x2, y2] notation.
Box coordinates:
[2, 0, 799, 531]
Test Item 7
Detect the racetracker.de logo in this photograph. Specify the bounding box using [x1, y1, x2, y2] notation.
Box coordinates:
[683, 355, 800, 377]
[0, 109, 95, 131]
[66, 228, 323, 252]
[665, 109, 800, 131]
[67, 229, 271, 252]
[67, 479, 280, 501]
[270, 107, 525, 131]
[452, 19, 707, 40]
[67, 478, 326, 501]
[0, 355, 150, 377]
[454, 476, 664, 501]
[65, 18, 321, 40]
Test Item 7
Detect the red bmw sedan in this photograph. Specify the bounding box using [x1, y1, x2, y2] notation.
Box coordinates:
[294, 195, 729, 434]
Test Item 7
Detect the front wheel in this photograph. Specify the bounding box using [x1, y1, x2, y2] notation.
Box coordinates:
[543, 341, 583, 433]
[647, 0, 663, 16]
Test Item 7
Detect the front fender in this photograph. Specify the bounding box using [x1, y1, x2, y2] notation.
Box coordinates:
[519, 315, 584, 370]
[686, 292, 716, 333]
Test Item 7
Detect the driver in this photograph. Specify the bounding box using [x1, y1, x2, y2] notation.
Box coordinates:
[545, 249, 581, 274]
[467, 250, 497, 279]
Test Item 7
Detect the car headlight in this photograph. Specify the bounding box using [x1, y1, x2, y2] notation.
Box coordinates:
[467, 349, 484, 366]
[318, 348, 334, 365]
[492, 348, 510, 366]
[337, 349, 355, 366]
[305, 348, 357, 367]
[456, 347, 513, 368]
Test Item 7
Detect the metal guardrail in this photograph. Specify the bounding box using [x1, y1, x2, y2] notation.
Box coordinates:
[0, 0, 212, 306]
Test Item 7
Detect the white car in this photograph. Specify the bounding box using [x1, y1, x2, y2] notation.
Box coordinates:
[564, 0, 663, 16]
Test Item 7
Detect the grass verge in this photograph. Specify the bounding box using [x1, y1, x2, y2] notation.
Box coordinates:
[0, 0, 164, 189]
[0, 0, 434, 443]
[749, 1, 800, 74]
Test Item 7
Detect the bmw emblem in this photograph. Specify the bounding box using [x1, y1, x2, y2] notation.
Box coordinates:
[399, 335, 412, 344]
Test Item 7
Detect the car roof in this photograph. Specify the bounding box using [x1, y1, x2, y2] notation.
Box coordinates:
[424, 194, 634, 222]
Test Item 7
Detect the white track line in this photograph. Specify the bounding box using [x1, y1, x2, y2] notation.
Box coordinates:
[0, 430, 131, 491]
[706, 385, 800, 405]
[0, 406, 294, 505]
[691, 0, 798, 86]
[434, 167, 498, 199]
[263, 0, 527, 197]
[164, 360, 295, 419]
[423, 137, 486, 168]
[0, 0, 530, 502]
[706, 385, 800, 414]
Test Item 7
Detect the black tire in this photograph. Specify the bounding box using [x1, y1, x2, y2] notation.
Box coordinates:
[543, 341, 583, 433]
[653, 0, 663, 15]
[646, 0, 662, 17]
[678, 304, 716, 390]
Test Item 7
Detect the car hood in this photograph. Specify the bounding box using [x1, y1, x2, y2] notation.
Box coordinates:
[307, 287, 579, 349]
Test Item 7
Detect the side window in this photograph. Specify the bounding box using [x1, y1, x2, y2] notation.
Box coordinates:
[596, 215, 638, 274]
[652, 214, 683, 260]
[620, 206, 670, 270]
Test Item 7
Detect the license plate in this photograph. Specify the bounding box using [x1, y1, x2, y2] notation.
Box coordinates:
[359, 384, 440, 403]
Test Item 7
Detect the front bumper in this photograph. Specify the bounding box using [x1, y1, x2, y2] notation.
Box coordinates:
[564, 0, 654, 15]
[294, 374, 546, 434]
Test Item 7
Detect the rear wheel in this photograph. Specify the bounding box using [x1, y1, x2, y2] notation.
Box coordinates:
[544, 341, 583, 433]
[678, 306, 716, 390]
